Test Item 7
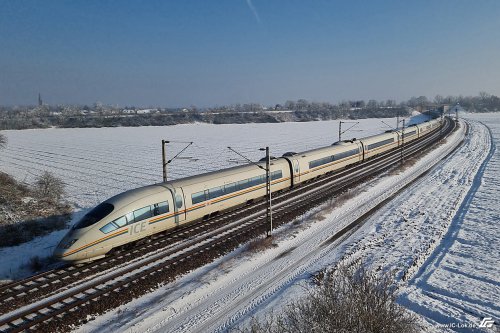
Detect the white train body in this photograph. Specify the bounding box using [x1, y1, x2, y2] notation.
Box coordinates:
[54, 118, 443, 262]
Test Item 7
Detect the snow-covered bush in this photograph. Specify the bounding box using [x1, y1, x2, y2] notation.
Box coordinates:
[243, 262, 419, 333]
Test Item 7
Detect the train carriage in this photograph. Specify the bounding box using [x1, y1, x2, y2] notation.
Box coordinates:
[430, 118, 442, 129]
[168, 159, 292, 223]
[401, 125, 420, 143]
[361, 132, 400, 159]
[288, 141, 363, 184]
[418, 121, 433, 136]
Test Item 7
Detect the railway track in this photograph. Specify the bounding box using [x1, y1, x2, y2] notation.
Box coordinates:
[0, 119, 448, 314]
[0, 118, 456, 332]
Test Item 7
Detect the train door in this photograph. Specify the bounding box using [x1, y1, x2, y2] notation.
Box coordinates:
[358, 142, 365, 162]
[173, 187, 186, 225]
[293, 159, 300, 184]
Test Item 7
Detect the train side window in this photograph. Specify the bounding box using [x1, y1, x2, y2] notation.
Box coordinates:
[367, 138, 394, 150]
[191, 191, 205, 204]
[113, 216, 127, 228]
[249, 176, 261, 187]
[175, 194, 183, 208]
[74, 203, 114, 229]
[125, 212, 134, 224]
[208, 186, 224, 199]
[134, 206, 153, 221]
[154, 201, 169, 215]
[271, 170, 283, 180]
[100, 222, 118, 234]
[237, 179, 248, 191]
[224, 182, 237, 194]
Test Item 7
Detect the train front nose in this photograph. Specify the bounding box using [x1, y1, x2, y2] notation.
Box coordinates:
[53, 235, 79, 261]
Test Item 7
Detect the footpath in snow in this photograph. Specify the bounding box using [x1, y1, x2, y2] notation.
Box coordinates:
[75, 118, 498, 333]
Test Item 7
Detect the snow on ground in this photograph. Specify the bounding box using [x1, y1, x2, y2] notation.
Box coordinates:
[74, 118, 477, 333]
[0, 117, 410, 209]
[3, 114, 497, 333]
[0, 210, 86, 280]
[337, 117, 499, 332]
[400, 114, 500, 332]
[0, 116, 408, 280]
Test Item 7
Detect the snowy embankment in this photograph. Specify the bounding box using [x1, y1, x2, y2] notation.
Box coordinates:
[338, 117, 499, 332]
[75, 120, 491, 333]
[400, 115, 500, 332]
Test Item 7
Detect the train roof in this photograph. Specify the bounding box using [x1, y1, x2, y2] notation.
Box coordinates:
[361, 131, 398, 143]
[294, 140, 360, 158]
[166, 157, 290, 188]
[104, 184, 167, 207]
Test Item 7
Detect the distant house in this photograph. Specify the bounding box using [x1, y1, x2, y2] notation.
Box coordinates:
[122, 109, 136, 114]
[439, 105, 450, 113]
[137, 109, 158, 114]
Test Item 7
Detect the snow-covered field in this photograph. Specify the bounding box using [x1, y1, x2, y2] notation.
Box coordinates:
[1, 113, 498, 333]
[0, 116, 426, 209]
[0, 116, 410, 279]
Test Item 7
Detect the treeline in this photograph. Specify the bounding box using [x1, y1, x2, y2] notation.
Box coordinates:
[1, 92, 498, 130]
[430, 92, 500, 112]
[0, 106, 409, 130]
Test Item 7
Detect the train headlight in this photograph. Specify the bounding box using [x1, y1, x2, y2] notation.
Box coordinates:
[60, 239, 78, 249]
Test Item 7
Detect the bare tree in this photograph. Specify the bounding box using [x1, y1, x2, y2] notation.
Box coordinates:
[34, 171, 65, 202]
[479, 91, 491, 101]
[367, 99, 378, 109]
[434, 94, 444, 105]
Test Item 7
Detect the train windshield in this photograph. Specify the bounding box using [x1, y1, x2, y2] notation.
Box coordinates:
[74, 203, 114, 229]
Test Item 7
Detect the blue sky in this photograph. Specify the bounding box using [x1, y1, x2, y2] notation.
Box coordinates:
[1, 0, 499, 106]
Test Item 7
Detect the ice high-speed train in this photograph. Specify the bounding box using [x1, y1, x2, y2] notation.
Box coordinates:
[54, 118, 442, 262]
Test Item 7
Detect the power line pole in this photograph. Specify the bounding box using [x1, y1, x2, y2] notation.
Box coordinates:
[440, 110, 444, 139]
[162, 140, 193, 182]
[400, 119, 405, 165]
[338, 121, 359, 142]
[261, 147, 272, 237]
[162, 140, 168, 182]
[228, 146, 273, 237]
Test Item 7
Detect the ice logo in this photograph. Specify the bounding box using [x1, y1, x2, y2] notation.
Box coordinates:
[479, 317, 495, 328]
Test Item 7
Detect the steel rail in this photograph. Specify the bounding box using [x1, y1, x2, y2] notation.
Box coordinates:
[0, 118, 455, 332]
